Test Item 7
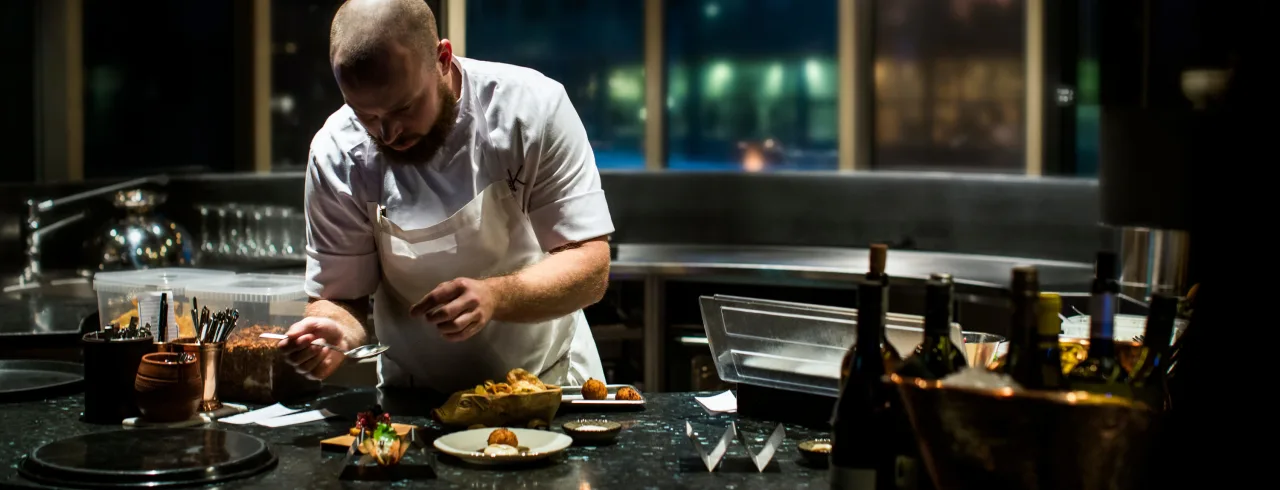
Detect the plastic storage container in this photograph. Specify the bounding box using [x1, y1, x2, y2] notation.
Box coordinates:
[92, 268, 236, 339]
[699, 294, 1005, 398]
[183, 273, 320, 404]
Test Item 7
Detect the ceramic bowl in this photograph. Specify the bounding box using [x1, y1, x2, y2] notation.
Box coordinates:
[797, 438, 832, 467]
[134, 352, 201, 423]
[561, 419, 622, 445]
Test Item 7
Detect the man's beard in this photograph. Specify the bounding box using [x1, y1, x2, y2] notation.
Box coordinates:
[372, 80, 459, 163]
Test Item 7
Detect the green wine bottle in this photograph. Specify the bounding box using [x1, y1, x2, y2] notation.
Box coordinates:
[1066, 252, 1132, 397]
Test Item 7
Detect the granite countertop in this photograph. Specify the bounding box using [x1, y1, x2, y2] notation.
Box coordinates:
[0, 391, 831, 489]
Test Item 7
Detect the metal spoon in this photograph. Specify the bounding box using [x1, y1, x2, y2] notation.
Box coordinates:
[258, 333, 390, 360]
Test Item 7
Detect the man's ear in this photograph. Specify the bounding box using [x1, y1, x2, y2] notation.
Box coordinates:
[436, 39, 454, 73]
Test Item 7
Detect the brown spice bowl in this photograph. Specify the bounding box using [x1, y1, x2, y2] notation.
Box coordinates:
[134, 352, 202, 423]
[796, 439, 831, 468]
[891, 373, 1161, 490]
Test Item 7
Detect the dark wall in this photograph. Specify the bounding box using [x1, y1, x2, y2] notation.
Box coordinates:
[602, 171, 1108, 262]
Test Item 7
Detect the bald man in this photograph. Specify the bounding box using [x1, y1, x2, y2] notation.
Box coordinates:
[278, 0, 613, 393]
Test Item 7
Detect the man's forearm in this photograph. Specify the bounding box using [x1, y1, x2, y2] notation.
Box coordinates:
[306, 297, 371, 349]
[486, 238, 610, 324]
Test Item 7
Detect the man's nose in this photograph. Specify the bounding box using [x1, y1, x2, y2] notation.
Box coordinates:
[380, 121, 402, 145]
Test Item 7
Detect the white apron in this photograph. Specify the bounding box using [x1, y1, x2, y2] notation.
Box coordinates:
[363, 162, 605, 394]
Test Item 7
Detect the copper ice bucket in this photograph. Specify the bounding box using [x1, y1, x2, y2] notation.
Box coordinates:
[893, 374, 1162, 490]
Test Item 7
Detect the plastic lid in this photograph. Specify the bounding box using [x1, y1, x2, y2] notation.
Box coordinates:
[183, 273, 308, 303]
[93, 268, 235, 294]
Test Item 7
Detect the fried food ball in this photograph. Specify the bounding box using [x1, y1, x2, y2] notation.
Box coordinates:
[488, 428, 519, 447]
[616, 386, 642, 401]
[581, 378, 608, 400]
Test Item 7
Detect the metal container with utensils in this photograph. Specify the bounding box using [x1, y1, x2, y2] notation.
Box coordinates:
[81, 331, 154, 424]
[892, 374, 1160, 490]
[168, 338, 224, 412]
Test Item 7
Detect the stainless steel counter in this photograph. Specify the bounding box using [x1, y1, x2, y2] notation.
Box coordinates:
[608, 244, 1095, 391]
[612, 244, 1094, 289]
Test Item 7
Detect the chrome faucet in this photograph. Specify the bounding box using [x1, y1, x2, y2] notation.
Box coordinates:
[21, 175, 170, 285]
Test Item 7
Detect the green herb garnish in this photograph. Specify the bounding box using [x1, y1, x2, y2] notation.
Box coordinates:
[373, 422, 396, 442]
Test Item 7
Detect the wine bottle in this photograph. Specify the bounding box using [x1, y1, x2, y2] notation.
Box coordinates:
[1130, 293, 1178, 410]
[992, 266, 1045, 389]
[867, 243, 889, 285]
[1066, 252, 1132, 397]
[830, 276, 912, 489]
[1034, 292, 1065, 390]
[897, 274, 966, 379]
[843, 243, 900, 385]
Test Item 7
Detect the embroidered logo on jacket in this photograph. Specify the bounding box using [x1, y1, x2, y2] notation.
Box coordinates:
[506, 164, 526, 193]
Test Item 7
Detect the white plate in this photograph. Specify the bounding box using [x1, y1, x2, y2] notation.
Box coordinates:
[433, 428, 572, 465]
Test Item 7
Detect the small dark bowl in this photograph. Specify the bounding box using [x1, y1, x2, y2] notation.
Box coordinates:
[561, 420, 622, 445]
[797, 438, 832, 467]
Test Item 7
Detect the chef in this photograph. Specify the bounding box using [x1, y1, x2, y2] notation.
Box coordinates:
[277, 0, 613, 393]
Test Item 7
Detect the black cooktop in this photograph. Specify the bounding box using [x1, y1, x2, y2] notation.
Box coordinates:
[18, 428, 276, 488]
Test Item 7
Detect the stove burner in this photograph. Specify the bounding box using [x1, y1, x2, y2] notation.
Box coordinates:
[19, 428, 276, 488]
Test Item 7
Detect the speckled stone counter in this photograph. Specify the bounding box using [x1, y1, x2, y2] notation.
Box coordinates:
[0, 391, 832, 489]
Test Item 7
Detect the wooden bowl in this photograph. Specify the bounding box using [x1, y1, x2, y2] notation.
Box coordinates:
[432, 386, 562, 429]
[134, 352, 202, 423]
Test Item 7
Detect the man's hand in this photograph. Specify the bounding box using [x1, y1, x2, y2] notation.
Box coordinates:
[278, 317, 350, 380]
[410, 277, 498, 342]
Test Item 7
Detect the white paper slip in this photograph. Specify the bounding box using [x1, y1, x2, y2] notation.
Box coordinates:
[218, 403, 300, 425]
[256, 409, 336, 428]
[694, 390, 738, 414]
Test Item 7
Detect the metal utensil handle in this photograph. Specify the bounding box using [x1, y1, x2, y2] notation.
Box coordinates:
[256, 332, 341, 352]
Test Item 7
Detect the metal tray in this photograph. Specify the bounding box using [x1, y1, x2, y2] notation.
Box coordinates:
[561, 384, 646, 408]
[0, 359, 84, 403]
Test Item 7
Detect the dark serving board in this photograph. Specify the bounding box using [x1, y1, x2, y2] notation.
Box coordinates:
[0, 359, 84, 403]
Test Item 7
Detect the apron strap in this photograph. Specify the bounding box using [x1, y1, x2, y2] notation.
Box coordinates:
[536, 351, 572, 385]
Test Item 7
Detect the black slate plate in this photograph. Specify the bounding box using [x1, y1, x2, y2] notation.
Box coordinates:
[0, 359, 84, 403]
[18, 428, 277, 488]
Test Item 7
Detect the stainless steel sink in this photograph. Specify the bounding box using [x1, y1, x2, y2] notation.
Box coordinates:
[0, 271, 98, 336]
[1, 274, 96, 301]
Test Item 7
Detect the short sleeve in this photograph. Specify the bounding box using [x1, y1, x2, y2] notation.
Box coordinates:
[304, 134, 381, 300]
[524, 86, 616, 251]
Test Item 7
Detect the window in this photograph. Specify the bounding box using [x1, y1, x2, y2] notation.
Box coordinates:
[666, 0, 839, 171]
[1072, 0, 1100, 177]
[271, 0, 346, 170]
[873, 0, 1025, 172]
[82, 2, 238, 177]
[1, 0, 36, 183]
[467, 0, 646, 169]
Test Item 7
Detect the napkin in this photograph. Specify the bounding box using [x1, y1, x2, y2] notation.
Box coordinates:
[218, 403, 300, 425]
[256, 409, 337, 427]
[694, 390, 738, 414]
